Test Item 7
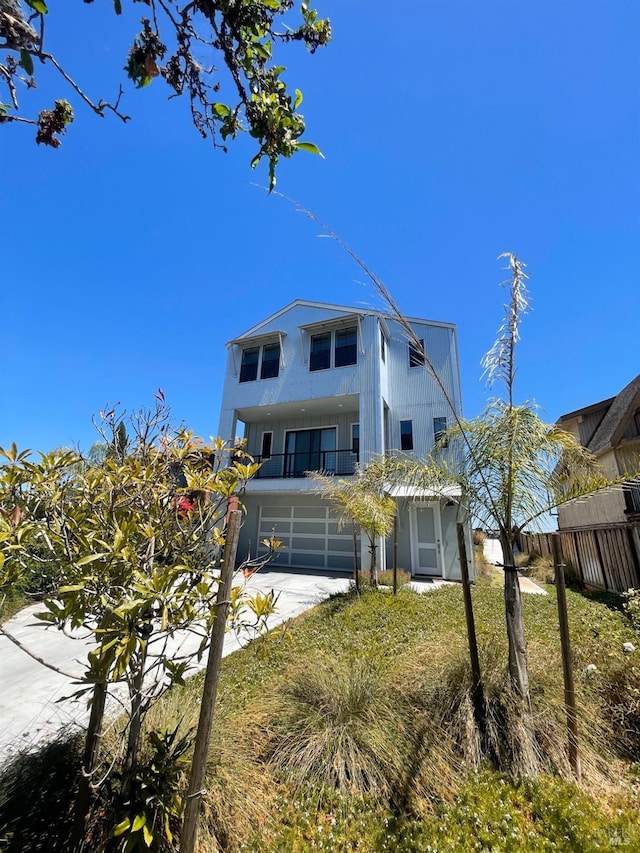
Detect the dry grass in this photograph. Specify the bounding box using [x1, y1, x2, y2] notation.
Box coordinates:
[266, 656, 409, 803]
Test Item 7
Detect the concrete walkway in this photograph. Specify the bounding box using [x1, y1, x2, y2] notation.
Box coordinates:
[0, 569, 351, 760]
[0, 557, 543, 760]
[483, 538, 548, 596]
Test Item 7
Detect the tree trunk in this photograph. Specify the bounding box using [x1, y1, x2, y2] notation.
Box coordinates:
[501, 535, 531, 711]
[72, 679, 108, 852]
[368, 538, 377, 588]
[120, 645, 149, 802]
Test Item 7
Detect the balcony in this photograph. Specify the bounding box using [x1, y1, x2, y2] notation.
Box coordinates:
[254, 449, 358, 479]
[624, 482, 640, 518]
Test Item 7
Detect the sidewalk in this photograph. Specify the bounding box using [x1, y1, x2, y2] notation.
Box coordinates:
[482, 538, 548, 596]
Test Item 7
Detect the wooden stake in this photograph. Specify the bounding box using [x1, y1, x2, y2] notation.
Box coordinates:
[393, 515, 398, 595]
[180, 509, 242, 852]
[456, 523, 484, 731]
[551, 533, 581, 781]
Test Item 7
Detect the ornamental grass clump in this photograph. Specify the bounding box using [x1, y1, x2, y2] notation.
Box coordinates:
[267, 656, 408, 802]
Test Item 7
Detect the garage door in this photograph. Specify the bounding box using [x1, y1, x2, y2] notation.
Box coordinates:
[257, 505, 357, 572]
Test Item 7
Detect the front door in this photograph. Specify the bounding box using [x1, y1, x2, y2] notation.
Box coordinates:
[409, 503, 442, 576]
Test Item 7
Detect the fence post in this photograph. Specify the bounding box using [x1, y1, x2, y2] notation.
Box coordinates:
[551, 534, 581, 781]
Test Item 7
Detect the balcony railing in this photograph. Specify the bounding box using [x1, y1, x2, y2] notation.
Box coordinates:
[254, 450, 358, 479]
[624, 482, 640, 517]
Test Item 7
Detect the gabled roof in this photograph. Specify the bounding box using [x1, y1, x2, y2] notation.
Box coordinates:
[558, 374, 640, 455]
[225, 299, 455, 346]
[589, 374, 640, 455]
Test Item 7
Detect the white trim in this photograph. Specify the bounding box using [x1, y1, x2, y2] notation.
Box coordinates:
[409, 503, 443, 576]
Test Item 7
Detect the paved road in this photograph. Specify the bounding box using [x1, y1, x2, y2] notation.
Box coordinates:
[0, 570, 351, 760]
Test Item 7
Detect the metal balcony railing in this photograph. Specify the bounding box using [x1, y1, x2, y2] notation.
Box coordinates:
[624, 483, 640, 517]
[254, 450, 358, 479]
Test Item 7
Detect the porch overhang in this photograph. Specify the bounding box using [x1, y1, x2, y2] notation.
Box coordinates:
[386, 484, 462, 500]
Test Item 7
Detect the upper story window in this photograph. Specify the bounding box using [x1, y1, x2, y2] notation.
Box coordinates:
[433, 416, 448, 447]
[240, 347, 260, 382]
[400, 420, 414, 451]
[310, 332, 331, 371]
[310, 326, 358, 371]
[239, 341, 280, 382]
[260, 342, 281, 379]
[409, 339, 426, 368]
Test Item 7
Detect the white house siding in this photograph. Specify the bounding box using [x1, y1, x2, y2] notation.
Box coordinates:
[385, 321, 458, 456]
[218, 300, 468, 579]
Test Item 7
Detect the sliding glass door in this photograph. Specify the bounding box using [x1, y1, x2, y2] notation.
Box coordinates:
[285, 428, 336, 476]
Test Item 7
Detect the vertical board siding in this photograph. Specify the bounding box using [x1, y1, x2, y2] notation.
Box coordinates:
[518, 525, 640, 593]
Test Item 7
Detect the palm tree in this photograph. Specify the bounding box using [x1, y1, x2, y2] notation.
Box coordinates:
[277, 199, 628, 710]
[362, 256, 618, 709]
[309, 472, 396, 588]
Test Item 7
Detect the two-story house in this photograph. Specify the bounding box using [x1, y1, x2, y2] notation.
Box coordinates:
[217, 300, 471, 581]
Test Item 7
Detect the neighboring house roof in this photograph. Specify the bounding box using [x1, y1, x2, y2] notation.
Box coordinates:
[589, 374, 640, 455]
[558, 374, 640, 455]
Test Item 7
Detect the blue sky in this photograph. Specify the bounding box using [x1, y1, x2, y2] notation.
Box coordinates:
[1, 0, 639, 455]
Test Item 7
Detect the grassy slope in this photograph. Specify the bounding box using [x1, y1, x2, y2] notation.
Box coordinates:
[153, 579, 640, 852]
[2, 578, 638, 852]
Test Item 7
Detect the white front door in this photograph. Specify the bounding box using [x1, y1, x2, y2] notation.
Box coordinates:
[409, 503, 443, 576]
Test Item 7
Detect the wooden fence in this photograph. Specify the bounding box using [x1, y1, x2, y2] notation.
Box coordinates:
[517, 524, 640, 594]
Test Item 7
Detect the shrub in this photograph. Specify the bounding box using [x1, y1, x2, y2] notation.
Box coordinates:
[0, 732, 81, 852]
[473, 529, 487, 546]
[377, 568, 411, 588]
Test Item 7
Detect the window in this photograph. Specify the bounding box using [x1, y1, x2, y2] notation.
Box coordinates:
[240, 347, 259, 382]
[400, 420, 414, 451]
[261, 431, 273, 459]
[351, 423, 360, 460]
[380, 330, 386, 363]
[334, 326, 358, 367]
[285, 428, 336, 476]
[260, 342, 280, 379]
[433, 417, 448, 447]
[409, 339, 426, 368]
[310, 332, 331, 371]
[239, 341, 280, 382]
[310, 326, 358, 371]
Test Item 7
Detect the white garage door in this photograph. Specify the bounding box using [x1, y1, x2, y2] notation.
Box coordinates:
[257, 505, 357, 572]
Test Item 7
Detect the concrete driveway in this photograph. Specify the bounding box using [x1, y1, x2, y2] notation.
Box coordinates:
[0, 569, 350, 760]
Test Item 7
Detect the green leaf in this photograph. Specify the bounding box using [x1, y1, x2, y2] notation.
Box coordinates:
[76, 553, 108, 566]
[112, 818, 131, 837]
[142, 821, 153, 846]
[26, 0, 48, 13]
[20, 50, 34, 76]
[132, 813, 146, 832]
[113, 0, 122, 13]
[213, 103, 230, 117]
[294, 88, 303, 110]
[58, 583, 86, 594]
[296, 141, 325, 158]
